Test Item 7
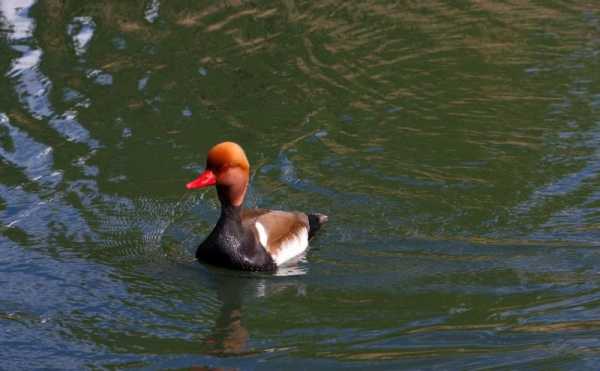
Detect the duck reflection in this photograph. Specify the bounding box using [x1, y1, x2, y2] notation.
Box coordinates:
[203, 272, 250, 356]
[199, 263, 306, 357]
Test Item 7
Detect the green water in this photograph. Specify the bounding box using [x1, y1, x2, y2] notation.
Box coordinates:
[2, 0, 600, 369]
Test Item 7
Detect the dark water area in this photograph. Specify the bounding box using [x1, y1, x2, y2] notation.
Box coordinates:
[2, 0, 600, 369]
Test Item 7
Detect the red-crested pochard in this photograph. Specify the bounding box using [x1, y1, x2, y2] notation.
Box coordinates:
[186, 142, 328, 271]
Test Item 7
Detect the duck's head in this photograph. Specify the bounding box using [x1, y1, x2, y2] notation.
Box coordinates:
[186, 141, 250, 206]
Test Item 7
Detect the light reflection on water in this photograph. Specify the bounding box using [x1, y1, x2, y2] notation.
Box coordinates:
[2, 0, 600, 369]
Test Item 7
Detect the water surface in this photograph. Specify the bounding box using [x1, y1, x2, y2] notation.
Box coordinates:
[2, 0, 600, 369]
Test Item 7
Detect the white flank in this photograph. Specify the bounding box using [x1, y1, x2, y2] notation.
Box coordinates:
[255, 222, 309, 266]
[272, 227, 309, 266]
[255, 221, 269, 247]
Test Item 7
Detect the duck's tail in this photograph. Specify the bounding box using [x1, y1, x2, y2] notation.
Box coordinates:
[307, 213, 328, 239]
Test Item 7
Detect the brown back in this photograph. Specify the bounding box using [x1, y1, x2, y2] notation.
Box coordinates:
[241, 208, 309, 254]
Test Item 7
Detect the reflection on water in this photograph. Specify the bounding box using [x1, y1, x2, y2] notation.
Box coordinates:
[2, 0, 600, 369]
[144, 0, 160, 24]
[67, 16, 95, 57]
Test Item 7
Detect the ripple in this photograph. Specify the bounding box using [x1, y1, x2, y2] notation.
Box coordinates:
[145, 0, 161, 23]
[0, 113, 61, 186]
[0, 0, 36, 40]
[0, 184, 93, 242]
[3, 0, 101, 150]
[67, 16, 96, 57]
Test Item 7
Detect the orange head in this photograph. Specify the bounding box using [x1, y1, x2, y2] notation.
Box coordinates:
[205, 141, 249, 175]
[186, 142, 250, 205]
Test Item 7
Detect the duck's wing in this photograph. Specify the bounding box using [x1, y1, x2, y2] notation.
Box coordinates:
[242, 209, 310, 266]
[240, 208, 270, 227]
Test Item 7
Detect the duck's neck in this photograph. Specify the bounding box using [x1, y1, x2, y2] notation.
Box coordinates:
[216, 181, 247, 207]
[219, 201, 242, 222]
[209, 201, 244, 256]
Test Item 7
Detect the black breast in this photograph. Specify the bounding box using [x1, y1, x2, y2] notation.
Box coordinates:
[196, 208, 276, 272]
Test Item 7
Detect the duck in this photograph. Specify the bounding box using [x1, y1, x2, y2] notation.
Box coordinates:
[186, 141, 328, 271]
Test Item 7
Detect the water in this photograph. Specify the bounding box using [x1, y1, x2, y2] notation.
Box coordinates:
[2, 0, 600, 369]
